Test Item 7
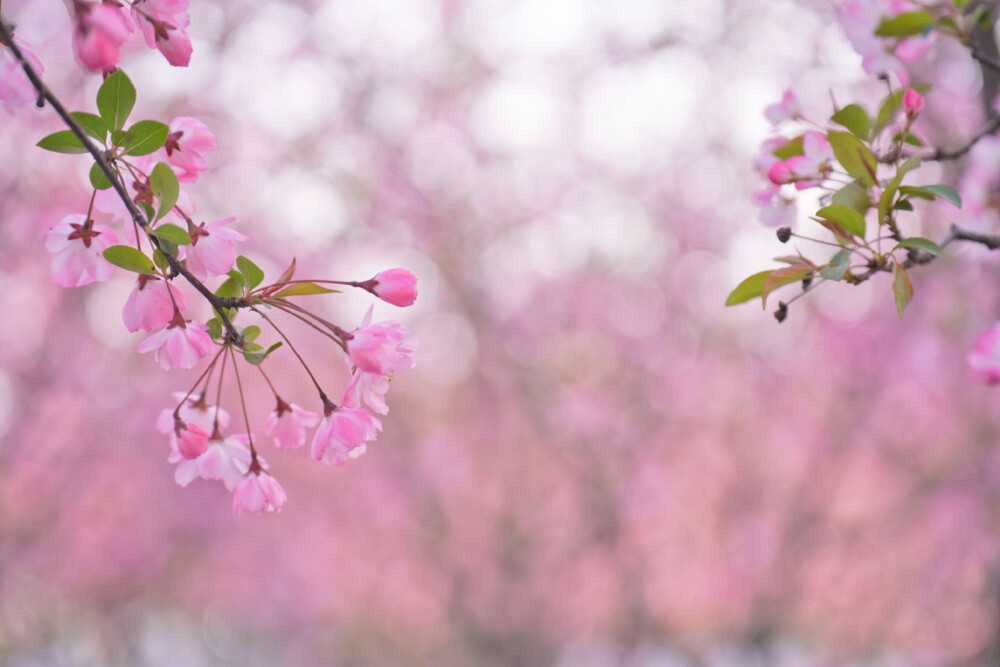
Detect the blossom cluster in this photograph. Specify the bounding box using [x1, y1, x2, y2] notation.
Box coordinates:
[72, 0, 192, 70]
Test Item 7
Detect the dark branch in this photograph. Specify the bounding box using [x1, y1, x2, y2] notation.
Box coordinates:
[929, 113, 1000, 161]
[0, 16, 244, 347]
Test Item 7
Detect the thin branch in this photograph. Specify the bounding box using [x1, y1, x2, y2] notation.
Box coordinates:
[0, 15, 243, 346]
[928, 113, 1000, 161]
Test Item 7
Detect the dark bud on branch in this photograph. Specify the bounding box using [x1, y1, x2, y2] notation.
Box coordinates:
[777, 227, 792, 243]
[774, 302, 788, 323]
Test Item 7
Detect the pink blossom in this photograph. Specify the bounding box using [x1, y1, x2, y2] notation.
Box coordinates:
[371, 269, 418, 307]
[266, 398, 320, 450]
[968, 323, 1000, 384]
[175, 421, 209, 460]
[834, 0, 934, 85]
[0, 37, 42, 115]
[132, 0, 192, 66]
[233, 469, 287, 515]
[44, 214, 120, 287]
[767, 162, 794, 185]
[156, 392, 230, 435]
[172, 433, 252, 490]
[903, 88, 924, 118]
[137, 320, 214, 370]
[184, 217, 248, 280]
[343, 366, 391, 415]
[754, 137, 789, 173]
[346, 307, 418, 376]
[311, 405, 382, 466]
[72, 3, 132, 72]
[123, 275, 187, 333]
[764, 89, 800, 126]
[783, 132, 833, 190]
[164, 117, 217, 182]
[754, 185, 797, 228]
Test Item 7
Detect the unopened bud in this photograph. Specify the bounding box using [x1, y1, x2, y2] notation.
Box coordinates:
[777, 227, 792, 243]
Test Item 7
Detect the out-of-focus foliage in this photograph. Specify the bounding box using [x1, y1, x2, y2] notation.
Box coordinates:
[3, 1, 1000, 665]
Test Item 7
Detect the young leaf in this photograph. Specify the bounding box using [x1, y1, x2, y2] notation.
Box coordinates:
[36, 130, 89, 154]
[819, 249, 851, 281]
[761, 265, 813, 308]
[89, 162, 112, 190]
[103, 245, 157, 275]
[215, 276, 243, 299]
[149, 162, 179, 221]
[70, 112, 107, 142]
[831, 181, 871, 215]
[272, 282, 339, 297]
[891, 262, 913, 318]
[241, 325, 261, 343]
[830, 104, 871, 140]
[121, 120, 169, 156]
[772, 136, 805, 160]
[922, 184, 962, 208]
[96, 70, 136, 133]
[236, 256, 265, 290]
[816, 204, 866, 238]
[152, 223, 191, 245]
[877, 156, 921, 224]
[206, 317, 223, 341]
[243, 341, 283, 365]
[874, 10, 935, 37]
[275, 258, 297, 285]
[893, 237, 941, 255]
[726, 271, 772, 306]
[827, 131, 877, 187]
[153, 248, 169, 270]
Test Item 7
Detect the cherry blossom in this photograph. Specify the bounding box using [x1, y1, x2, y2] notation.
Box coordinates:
[137, 319, 214, 370]
[233, 469, 287, 515]
[131, 0, 192, 67]
[122, 275, 187, 333]
[311, 404, 382, 467]
[343, 366, 391, 415]
[183, 217, 247, 280]
[172, 433, 252, 490]
[44, 214, 120, 287]
[164, 116, 217, 182]
[72, 2, 132, 72]
[903, 88, 924, 118]
[764, 89, 799, 126]
[156, 392, 230, 435]
[370, 269, 418, 307]
[0, 36, 42, 114]
[346, 307, 418, 376]
[754, 185, 797, 229]
[968, 323, 1000, 385]
[175, 421, 208, 460]
[265, 398, 320, 450]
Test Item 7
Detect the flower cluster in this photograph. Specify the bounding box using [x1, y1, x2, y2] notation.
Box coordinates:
[71, 0, 192, 71]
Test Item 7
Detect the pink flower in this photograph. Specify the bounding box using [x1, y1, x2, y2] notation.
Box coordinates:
[123, 275, 187, 332]
[72, 3, 132, 72]
[764, 89, 800, 126]
[754, 185, 797, 228]
[903, 88, 924, 118]
[156, 392, 230, 435]
[968, 323, 1000, 384]
[767, 161, 794, 185]
[343, 366, 391, 415]
[44, 214, 120, 287]
[311, 404, 382, 466]
[132, 0, 192, 66]
[265, 398, 320, 450]
[184, 217, 247, 280]
[233, 470, 287, 515]
[137, 320, 214, 370]
[164, 117, 217, 182]
[370, 269, 418, 307]
[172, 433, 252, 490]
[783, 132, 833, 190]
[346, 307, 418, 376]
[175, 421, 209, 460]
[0, 37, 42, 115]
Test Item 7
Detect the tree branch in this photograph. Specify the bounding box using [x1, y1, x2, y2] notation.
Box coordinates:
[0, 16, 244, 347]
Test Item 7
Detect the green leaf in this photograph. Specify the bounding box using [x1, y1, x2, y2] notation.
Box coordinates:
[152, 223, 191, 245]
[816, 204, 866, 239]
[894, 237, 941, 255]
[827, 130, 877, 187]
[272, 282, 339, 297]
[819, 249, 852, 281]
[242, 341, 283, 365]
[898, 185, 936, 200]
[772, 136, 804, 160]
[103, 245, 157, 275]
[922, 184, 962, 208]
[726, 271, 772, 306]
[96, 70, 136, 133]
[831, 104, 871, 140]
[241, 325, 261, 343]
[892, 262, 913, 318]
[71, 112, 107, 143]
[761, 265, 813, 308]
[138, 201, 157, 225]
[149, 162, 179, 221]
[874, 10, 935, 37]
[206, 317, 223, 341]
[153, 248, 169, 270]
[878, 156, 921, 225]
[215, 276, 243, 298]
[227, 269, 246, 288]
[831, 181, 871, 215]
[89, 162, 112, 190]
[236, 256, 265, 290]
[121, 120, 169, 156]
[36, 130, 88, 154]
[894, 199, 914, 211]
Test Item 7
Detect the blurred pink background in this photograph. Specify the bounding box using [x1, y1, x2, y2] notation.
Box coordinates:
[3, 1, 1000, 665]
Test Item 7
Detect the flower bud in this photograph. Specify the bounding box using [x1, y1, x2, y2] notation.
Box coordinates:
[903, 89, 924, 119]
